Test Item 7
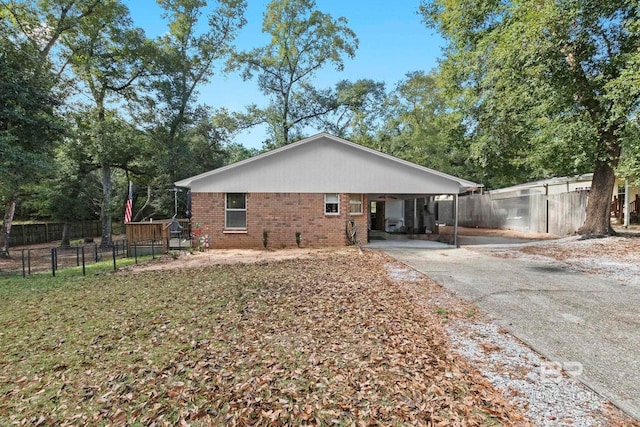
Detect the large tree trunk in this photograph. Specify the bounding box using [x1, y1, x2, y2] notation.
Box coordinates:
[60, 221, 71, 247]
[100, 164, 113, 247]
[0, 200, 16, 258]
[578, 161, 616, 236]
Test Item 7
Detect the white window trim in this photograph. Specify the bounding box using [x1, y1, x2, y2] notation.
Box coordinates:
[349, 194, 363, 216]
[324, 193, 340, 215]
[225, 193, 247, 230]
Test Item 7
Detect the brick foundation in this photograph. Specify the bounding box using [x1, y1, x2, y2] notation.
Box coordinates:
[191, 192, 368, 249]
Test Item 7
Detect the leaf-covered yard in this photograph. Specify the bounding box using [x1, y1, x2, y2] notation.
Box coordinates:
[0, 250, 527, 426]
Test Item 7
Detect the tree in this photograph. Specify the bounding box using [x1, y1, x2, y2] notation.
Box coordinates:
[375, 71, 469, 176]
[140, 0, 246, 217]
[0, 0, 107, 256]
[313, 79, 386, 142]
[25, 144, 98, 246]
[184, 106, 236, 173]
[70, 109, 150, 239]
[617, 118, 640, 180]
[0, 38, 62, 255]
[0, 8, 62, 257]
[233, 0, 358, 147]
[421, 0, 640, 235]
[1, 0, 106, 72]
[63, 0, 152, 246]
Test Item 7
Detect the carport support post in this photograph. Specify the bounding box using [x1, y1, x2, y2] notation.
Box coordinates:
[453, 193, 459, 248]
[624, 177, 630, 228]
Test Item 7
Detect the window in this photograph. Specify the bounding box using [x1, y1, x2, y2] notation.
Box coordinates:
[226, 193, 246, 229]
[349, 194, 363, 215]
[324, 193, 339, 214]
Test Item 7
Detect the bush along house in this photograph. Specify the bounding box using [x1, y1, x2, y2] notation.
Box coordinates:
[175, 133, 479, 249]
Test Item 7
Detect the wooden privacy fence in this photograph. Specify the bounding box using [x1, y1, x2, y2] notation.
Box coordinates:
[10, 221, 126, 246]
[126, 221, 171, 252]
[125, 219, 191, 252]
[449, 191, 588, 235]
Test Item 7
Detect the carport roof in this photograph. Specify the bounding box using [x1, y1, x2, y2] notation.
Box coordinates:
[175, 133, 480, 194]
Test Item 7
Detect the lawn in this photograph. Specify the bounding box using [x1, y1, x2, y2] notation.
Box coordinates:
[0, 250, 526, 426]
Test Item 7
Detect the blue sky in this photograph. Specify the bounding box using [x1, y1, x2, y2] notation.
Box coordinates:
[125, 0, 445, 148]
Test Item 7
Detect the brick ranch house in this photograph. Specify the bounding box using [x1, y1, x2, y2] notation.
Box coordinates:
[175, 133, 479, 249]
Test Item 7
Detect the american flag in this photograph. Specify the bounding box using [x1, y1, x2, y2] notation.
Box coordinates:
[124, 182, 133, 223]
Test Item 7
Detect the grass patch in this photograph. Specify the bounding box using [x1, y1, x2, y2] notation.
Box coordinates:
[0, 254, 156, 286]
[0, 252, 524, 425]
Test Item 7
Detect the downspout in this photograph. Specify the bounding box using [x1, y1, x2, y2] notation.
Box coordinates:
[454, 193, 459, 248]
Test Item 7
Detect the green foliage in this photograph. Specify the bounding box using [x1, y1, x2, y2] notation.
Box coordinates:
[420, 0, 640, 184]
[23, 146, 97, 222]
[617, 119, 640, 181]
[0, 15, 63, 202]
[0, 0, 257, 249]
[65, 1, 152, 104]
[60, 1, 154, 244]
[140, 0, 246, 217]
[232, 0, 358, 147]
[421, 0, 640, 234]
[1, 0, 116, 71]
[315, 79, 386, 141]
[373, 71, 472, 178]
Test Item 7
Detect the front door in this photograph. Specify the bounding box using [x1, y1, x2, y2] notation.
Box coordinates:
[370, 201, 385, 231]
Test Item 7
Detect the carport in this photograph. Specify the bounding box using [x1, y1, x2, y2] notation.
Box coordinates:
[366, 193, 455, 247]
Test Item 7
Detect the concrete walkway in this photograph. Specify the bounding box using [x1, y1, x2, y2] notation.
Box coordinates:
[381, 245, 640, 420]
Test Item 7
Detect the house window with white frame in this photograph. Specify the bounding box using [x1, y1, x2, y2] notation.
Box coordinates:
[324, 193, 339, 214]
[225, 193, 246, 229]
[349, 194, 363, 215]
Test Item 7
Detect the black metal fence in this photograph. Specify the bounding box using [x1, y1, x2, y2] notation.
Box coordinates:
[1, 237, 193, 279]
[8, 241, 127, 278]
[127, 237, 192, 263]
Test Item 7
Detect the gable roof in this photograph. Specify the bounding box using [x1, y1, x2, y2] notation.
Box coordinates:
[175, 133, 480, 194]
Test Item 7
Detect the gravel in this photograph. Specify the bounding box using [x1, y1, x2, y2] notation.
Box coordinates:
[446, 319, 616, 426]
[489, 235, 640, 287]
[385, 246, 639, 426]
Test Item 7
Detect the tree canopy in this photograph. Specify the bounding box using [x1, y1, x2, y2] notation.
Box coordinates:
[232, 0, 358, 147]
[421, 0, 640, 235]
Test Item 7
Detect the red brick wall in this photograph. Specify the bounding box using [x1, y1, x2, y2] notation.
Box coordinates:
[191, 192, 369, 249]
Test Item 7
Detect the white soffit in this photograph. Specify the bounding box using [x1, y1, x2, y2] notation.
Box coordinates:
[175, 133, 479, 194]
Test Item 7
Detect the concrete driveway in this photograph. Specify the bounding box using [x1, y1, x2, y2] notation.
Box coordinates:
[381, 245, 640, 420]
